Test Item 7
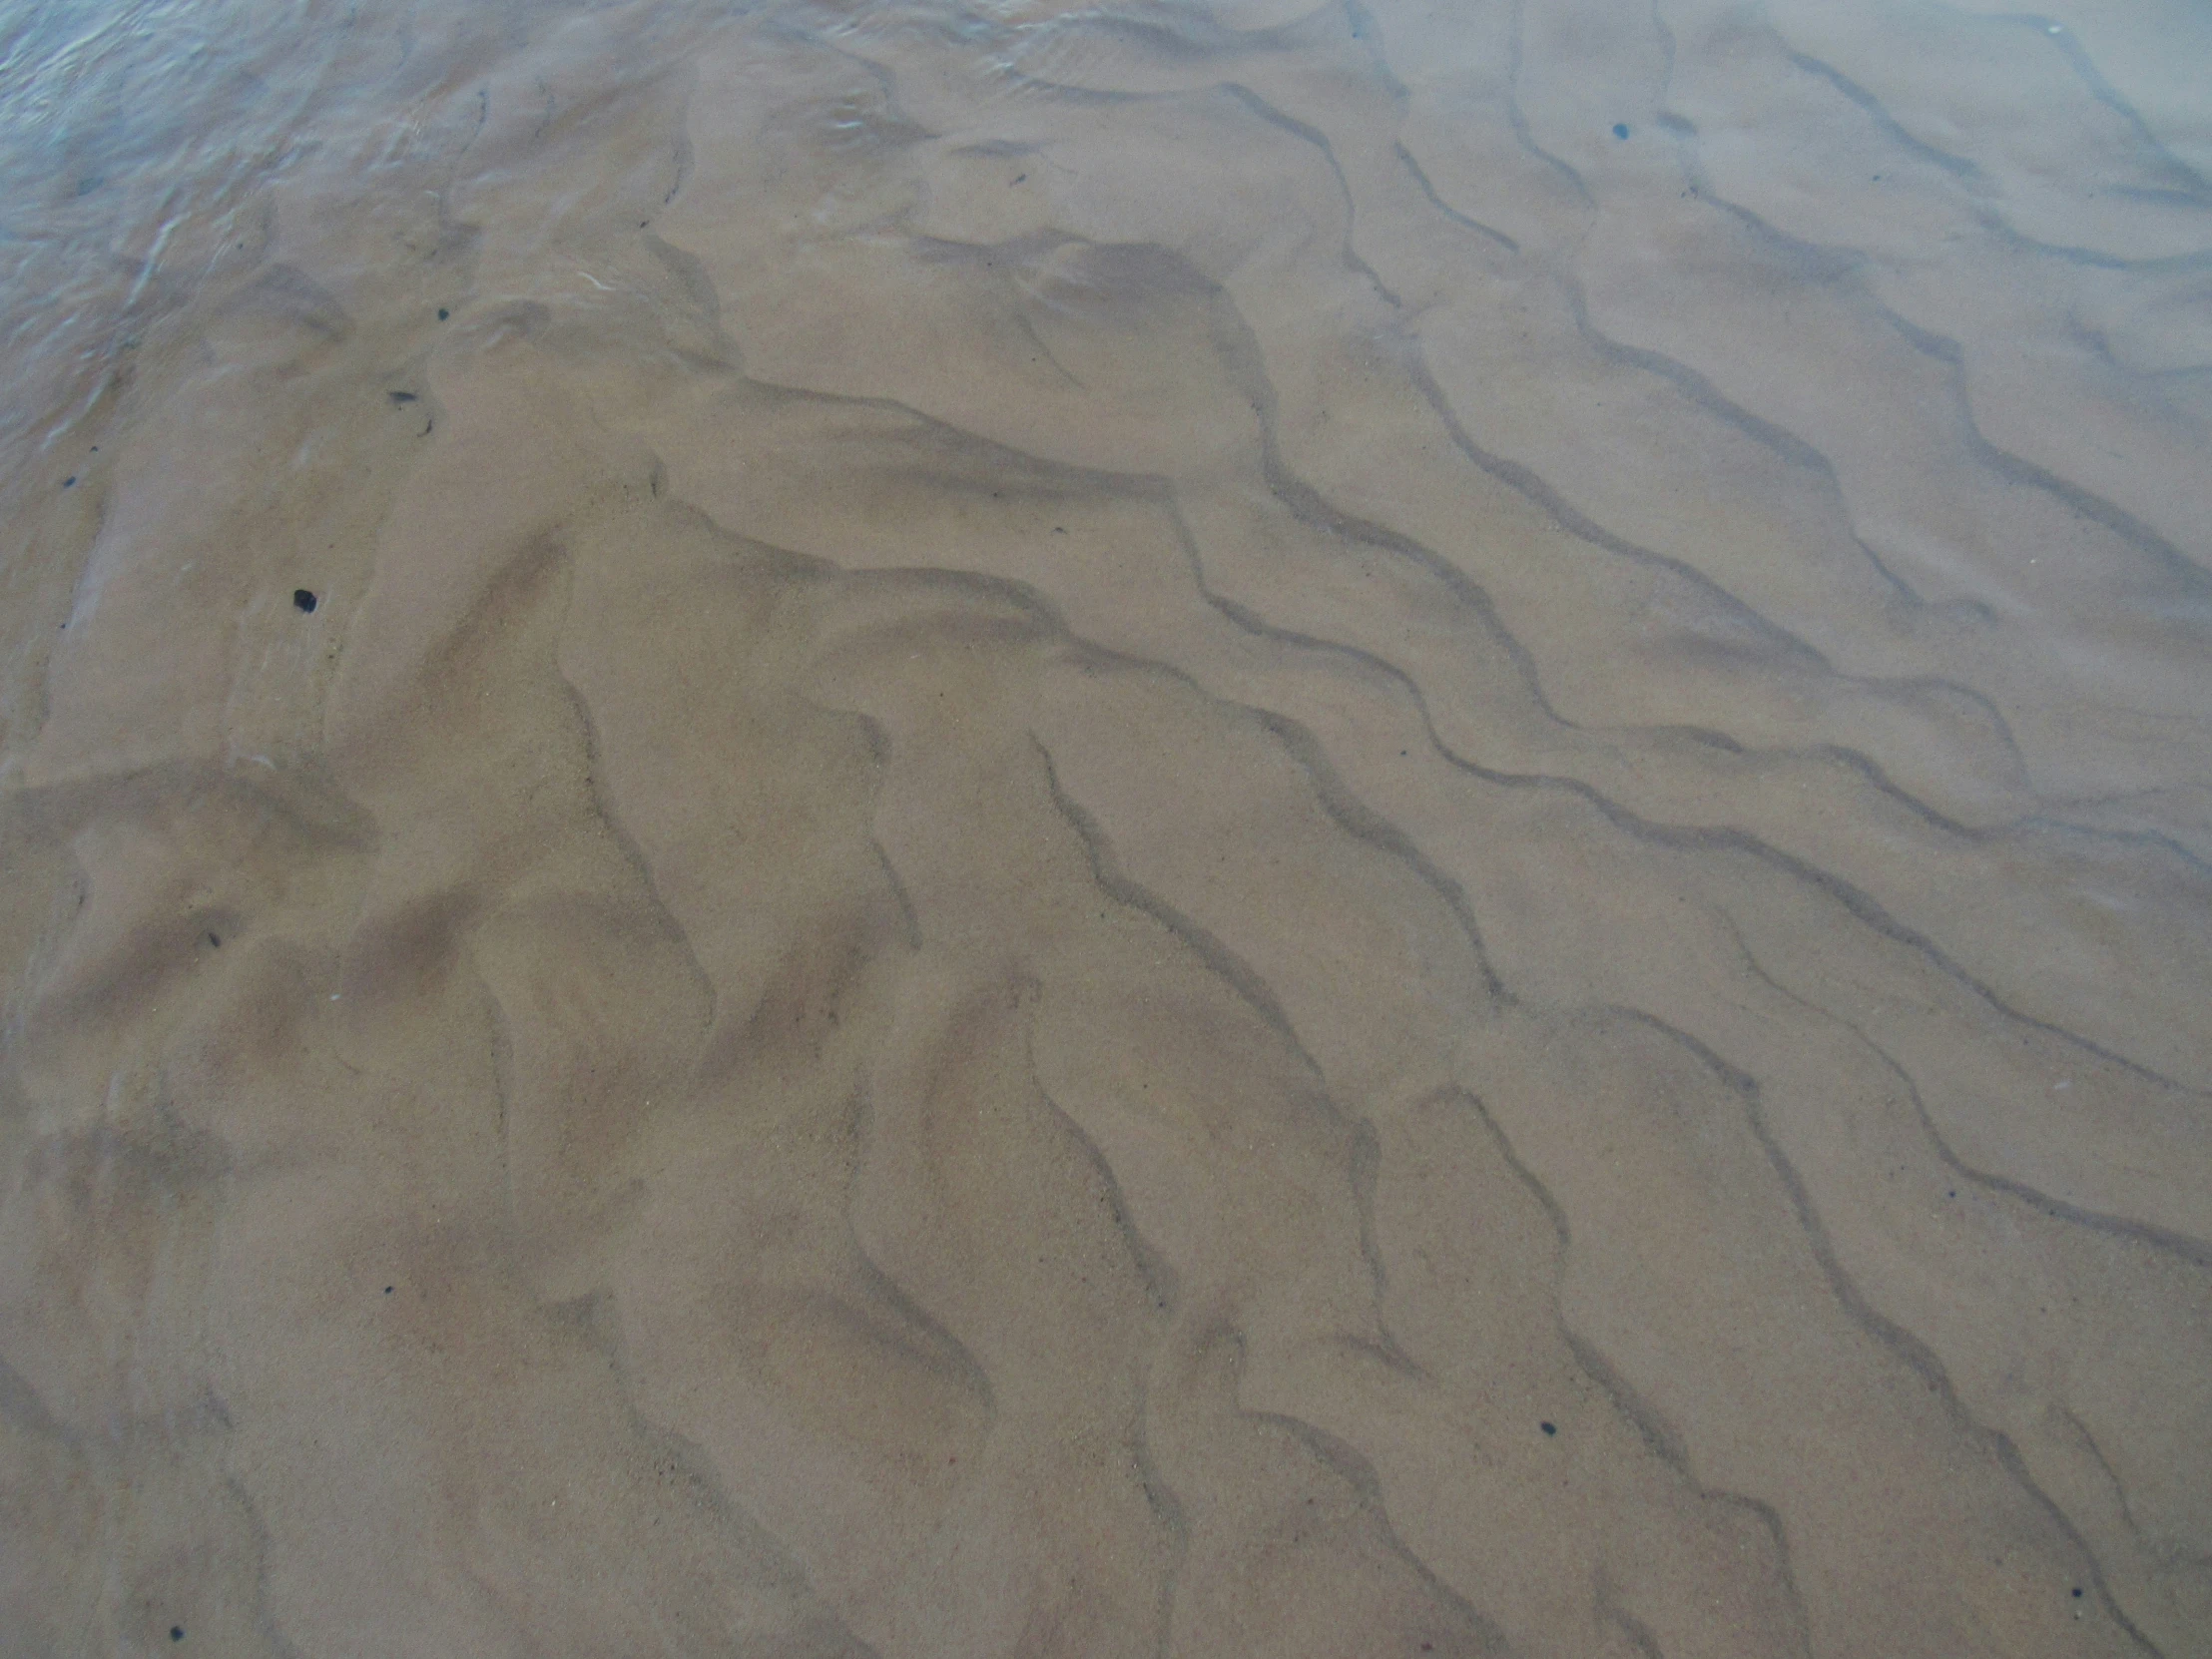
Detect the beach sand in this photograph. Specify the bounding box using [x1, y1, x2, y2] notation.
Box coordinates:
[2, 0, 2209, 1653]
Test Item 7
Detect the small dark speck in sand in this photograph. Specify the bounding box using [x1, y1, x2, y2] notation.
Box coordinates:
[1613, 123, 1630, 139]
[293, 589, 318, 614]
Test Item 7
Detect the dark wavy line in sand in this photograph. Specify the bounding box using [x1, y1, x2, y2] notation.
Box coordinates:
[1018, 1020, 1183, 1325]
[1338, 0, 1528, 257]
[545, 542, 726, 1054]
[226, 1476, 313, 1659]
[0, 1354, 72, 1444]
[1173, 486, 2047, 867]
[698, 325, 2197, 1092]
[1125, 1396, 1185, 1659]
[843, 1087, 1003, 1419]
[1242, 1388, 1513, 1655]
[1197, 473, 2203, 1103]
[1447, 1080, 1820, 1657]
[1663, 27, 2210, 275]
[1010, 1023, 1188, 1659]
[1391, 140, 1520, 251]
[1780, 46, 1982, 180]
[2052, 1406, 2151, 1550]
[2020, 815, 2212, 882]
[711, 318, 2038, 861]
[1220, 82, 1404, 308]
[1599, 1585, 1672, 1659]
[1555, 276, 1935, 610]
[1604, 1003, 2167, 1659]
[1974, 206, 2212, 274]
[573, 1305, 887, 1659]
[1196, 283, 1583, 732]
[8, 756, 376, 852]
[782, 484, 2181, 1635]
[1738, 938, 2212, 1268]
[1969, 6, 2211, 198]
[1257, 24, 1952, 664]
[1258, 708, 1505, 1003]
[1645, 0, 1678, 92]
[1608, 798, 2202, 1096]
[1398, 345, 1833, 666]
[705, 242, 1943, 794]
[1653, 144, 2212, 594]
[1505, 0, 1595, 206]
[1191, 551, 2207, 1098]
[1873, 304, 2212, 599]
[1022, 730, 1424, 1369]
[1394, 323, 2060, 775]
[1027, 733, 1345, 1113]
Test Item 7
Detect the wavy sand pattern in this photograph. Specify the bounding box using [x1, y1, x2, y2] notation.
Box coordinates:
[2, 0, 2209, 1653]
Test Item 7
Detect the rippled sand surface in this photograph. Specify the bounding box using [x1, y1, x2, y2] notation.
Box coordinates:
[4, 0, 2210, 1653]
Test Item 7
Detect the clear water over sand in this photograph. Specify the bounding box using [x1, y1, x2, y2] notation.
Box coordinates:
[2, 0, 2209, 1653]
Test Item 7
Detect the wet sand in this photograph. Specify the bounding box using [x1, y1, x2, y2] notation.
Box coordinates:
[2, 0, 2209, 1654]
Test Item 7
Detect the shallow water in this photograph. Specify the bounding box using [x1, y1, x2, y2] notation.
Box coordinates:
[2, 0, 2209, 1653]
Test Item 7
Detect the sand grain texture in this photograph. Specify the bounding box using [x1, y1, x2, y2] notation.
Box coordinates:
[2, 0, 2208, 1654]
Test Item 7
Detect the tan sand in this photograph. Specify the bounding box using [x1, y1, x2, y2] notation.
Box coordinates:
[2, 0, 2209, 1653]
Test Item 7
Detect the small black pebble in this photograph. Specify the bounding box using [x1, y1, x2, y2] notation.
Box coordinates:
[2072, 1588, 2084, 1598]
[1947, 1189, 1956, 1198]
[63, 476, 77, 488]
[208, 933, 221, 948]
[1013, 174, 1026, 185]
[1540, 1421, 1558, 1435]
[384, 1286, 394, 1294]
[437, 307, 449, 320]
[388, 390, 417, 404]
[1612, 123, 1630, 140]
[171, 1629, 184, 1643]
[293, 589, 318, 613]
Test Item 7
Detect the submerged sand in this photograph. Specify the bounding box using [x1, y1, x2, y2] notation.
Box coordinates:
[2, 0, 2209, 1654]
